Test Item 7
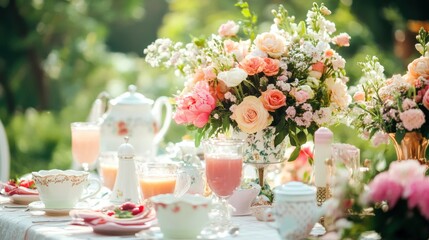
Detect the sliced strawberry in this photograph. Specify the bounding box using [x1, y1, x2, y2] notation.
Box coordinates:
[120, 202, 136, 211]
[131, 207, 142, 215]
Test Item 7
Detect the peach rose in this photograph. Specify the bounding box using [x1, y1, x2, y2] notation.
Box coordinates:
[218, 20, 239, 37]
[254, 32, 286, 58]
[406, 57, 429, 86]
[262, 58, 280, 76]
[240, 56, 266, 75]
[309, 62, 324, 79]
[332, 33, 351, 47]
[260, 89, 286, 111]
[231, 96, 273, 134]
[353, 91, 365, 102]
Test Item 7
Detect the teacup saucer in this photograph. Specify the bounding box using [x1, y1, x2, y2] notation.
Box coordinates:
[10, 194, 40, 205]
[28, 201, 90, 216]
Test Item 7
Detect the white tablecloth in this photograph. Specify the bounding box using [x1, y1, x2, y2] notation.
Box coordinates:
[0, 196, 282, 240]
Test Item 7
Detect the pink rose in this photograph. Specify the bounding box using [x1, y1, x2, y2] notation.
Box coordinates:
[353, 91, 365, 102]
[262, 58, 280, 76]
[259, 89, 286, 111]
[399, 109, 426, 131]
[369, 172, 403, 207]
[231, 96, 273, 134]
[332, 33, 351, 47]
[254, 32, 286, 58]
[239, 56, 266, 75]
[173, 82, 216, 128]
[218, 20, 239, 37]
[293, 90, 309, 104]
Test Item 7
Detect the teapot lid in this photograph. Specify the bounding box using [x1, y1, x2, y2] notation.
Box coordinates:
[274, 181, 315, 196]
[117, 137, 135, 159]
[111, 85, 154, 105]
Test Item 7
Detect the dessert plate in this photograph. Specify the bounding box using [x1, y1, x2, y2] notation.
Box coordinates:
[10, 194, 39, 205]
[91, 219, 156, 236]
[28, 201, 90, 216]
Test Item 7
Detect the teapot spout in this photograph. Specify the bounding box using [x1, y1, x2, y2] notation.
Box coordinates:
[87, 92, 110, 123]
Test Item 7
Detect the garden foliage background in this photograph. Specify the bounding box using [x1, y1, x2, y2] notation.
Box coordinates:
[1, 0, 428, 177]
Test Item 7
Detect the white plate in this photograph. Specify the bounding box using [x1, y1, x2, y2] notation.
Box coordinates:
[28, 201, 90, 216]
[92, 220, 155, 236]
[10, 194, 39, 205]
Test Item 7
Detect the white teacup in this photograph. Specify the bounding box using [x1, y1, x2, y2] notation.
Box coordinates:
[32, 169, 101, 209]
[151, 194, 211, 239]
[228, 186, 260, 216]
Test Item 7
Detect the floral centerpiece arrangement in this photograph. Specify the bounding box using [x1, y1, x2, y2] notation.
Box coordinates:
[145, 2, 351, 160]
[325, 160, 429, 240]
[350, 29, 429, 161]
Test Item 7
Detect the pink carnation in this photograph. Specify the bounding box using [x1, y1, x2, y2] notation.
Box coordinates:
[173, 82, 216, 128]
[294, 90, 310, 104]
[399, 109, 426, 131]
[369, 172, 403, 207]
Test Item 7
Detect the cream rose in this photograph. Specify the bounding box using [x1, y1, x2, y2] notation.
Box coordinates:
[325, 78, 351, 109]
[231, 96, 273, 134]
[218, 20, 239, 37]
[254, 32, 286, 58]
[217, 68, 248, 87]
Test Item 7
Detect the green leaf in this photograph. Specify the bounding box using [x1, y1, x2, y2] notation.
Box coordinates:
[297, 131, 307, 145]
[289, 132, 297, 146]
[274, 130, 287, 147]
[288, 146, 301, 161]
[395, 130, 406, 144]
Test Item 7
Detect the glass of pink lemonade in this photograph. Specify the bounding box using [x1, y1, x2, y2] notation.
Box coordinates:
[202, 138, 244, 237]
[71, 122, 100, 171]
[137, 162, 177, 199]
[98, 152, 118, 190]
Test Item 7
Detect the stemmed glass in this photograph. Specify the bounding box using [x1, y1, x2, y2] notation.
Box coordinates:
[71, 122, 100, 171]
[202, 138, 244, 237]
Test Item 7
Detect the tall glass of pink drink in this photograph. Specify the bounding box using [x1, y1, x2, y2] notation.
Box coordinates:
[202, 138, 244, 237]
[71, 122, 100, 171]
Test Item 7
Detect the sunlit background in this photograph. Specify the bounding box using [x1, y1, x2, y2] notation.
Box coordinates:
[1, 0, 428, 177]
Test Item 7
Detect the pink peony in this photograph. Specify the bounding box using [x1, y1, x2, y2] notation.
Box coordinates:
[239, 56, 266, 75]
[423, 90, 429, 110]
[259, 89, 286, 111]
[218, 20, 239, 37]
[399, 109, 426, 131]
[262, 58, 280, 76]
[173, 82, 216, 128]
[388, 160, 426, 188]
[369, 172, 403, 207]
[405, 178, 429, 220]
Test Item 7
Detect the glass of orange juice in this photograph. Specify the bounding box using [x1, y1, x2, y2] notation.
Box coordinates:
[71, 122, 100, 171]
[137, 162, 178, 199]
[98, 152, 118, 190]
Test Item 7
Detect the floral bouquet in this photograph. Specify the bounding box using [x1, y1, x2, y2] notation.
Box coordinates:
[145, 2, 351, 159]
[350, 28, 429, 147]
[326, 160, 429, 240]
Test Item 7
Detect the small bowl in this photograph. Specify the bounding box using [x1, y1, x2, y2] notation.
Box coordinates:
[151, 193, 211, 239]
[250, 205, 274, 222]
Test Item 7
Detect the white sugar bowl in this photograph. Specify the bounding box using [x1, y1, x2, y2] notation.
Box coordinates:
[271, 181, 324, 240]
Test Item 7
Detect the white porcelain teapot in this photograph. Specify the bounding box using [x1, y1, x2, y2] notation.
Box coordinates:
[99, 85, 172, 158]
[270, 181, 325, 240]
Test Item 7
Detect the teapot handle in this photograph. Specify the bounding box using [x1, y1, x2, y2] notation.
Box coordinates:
[152, 96, 172, 145]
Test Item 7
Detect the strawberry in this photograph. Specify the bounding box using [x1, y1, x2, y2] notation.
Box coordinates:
[19, 180, 36, 189]
[106, 210, 115, 216]
[131, 207, 142, 215]
[120, 202, 136, 211]
[4, 185, 16, 194]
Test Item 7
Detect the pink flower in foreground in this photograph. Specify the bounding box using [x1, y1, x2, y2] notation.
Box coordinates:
[369, 172, 403, 207]
[260, 89, 286, 111]
[405, 178, 429, 220]
[218, 20, 239, 37]
[399, 109, 426, 131]
[173, 82, 216, 128]
[388, 160, 426, 187]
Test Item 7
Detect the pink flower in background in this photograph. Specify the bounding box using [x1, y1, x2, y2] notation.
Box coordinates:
[173, 81, 216, 128]
[218, 20, 239, 37]
[240, 56, 266, 75]
[423, 90, 429, 110]
[260, 89, 286, 111]
[369, 172, 403, 207]
[388, 160, 426, 187]
[293, 90, 310, 104]
[332, 33, 351, 47]
[399, 109, 426, 131]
